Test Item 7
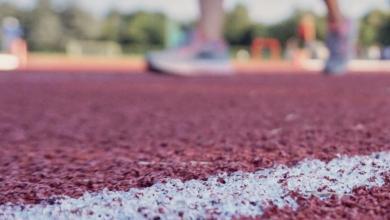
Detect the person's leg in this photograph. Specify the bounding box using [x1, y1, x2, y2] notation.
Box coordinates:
[323, 0, 356, 75]
[146, 0, 232, 76]
[198, 0, 225, 42]
[324, 0, 343, 26]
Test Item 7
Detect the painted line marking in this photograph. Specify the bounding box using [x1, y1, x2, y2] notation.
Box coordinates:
[1, 152, 389, 220]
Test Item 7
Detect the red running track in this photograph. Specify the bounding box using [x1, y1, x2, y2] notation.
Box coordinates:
[0, 72, 390, 219]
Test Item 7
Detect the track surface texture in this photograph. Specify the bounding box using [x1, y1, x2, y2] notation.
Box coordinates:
[0, 72, 390, 219]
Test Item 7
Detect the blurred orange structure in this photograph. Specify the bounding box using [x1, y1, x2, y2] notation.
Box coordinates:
[251, 38, 281, 60]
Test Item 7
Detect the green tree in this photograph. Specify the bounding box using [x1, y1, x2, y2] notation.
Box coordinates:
[249, 23, 269, 40]
[359, 10, 389, 46]
[119, 11, 166, 46]
[0, 3, 20, 20]
[314, 16, 327, 41]
[101, 10, 122, 42]
[266, 12, 301, 48]
[28, 0, 63, 51]
[378, 17, 390, 46]
[59, 4, 101, 41]
[224, 4, 252, 45]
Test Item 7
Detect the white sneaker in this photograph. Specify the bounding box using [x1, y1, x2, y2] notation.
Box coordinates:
[146, 41, 233, 76]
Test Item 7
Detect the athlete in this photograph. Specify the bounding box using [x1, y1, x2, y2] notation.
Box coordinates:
[1, 17, 23, 52]
[147, 0, 355, 76]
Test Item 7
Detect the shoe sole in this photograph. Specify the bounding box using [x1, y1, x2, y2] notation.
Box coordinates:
[147, 59, 234, 76]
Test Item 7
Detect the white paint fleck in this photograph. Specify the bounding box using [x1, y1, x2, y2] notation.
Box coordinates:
[1, 152, 389, 220]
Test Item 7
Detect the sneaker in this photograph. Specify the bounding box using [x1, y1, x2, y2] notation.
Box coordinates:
[146, 40, 233, 76]
[324, 18, 356, 75]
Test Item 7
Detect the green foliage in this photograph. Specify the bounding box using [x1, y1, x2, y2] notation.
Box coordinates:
[0, 1, 166, 52]
[1, 1, 388, 53]
[224, 4, 252, 45]
[266, 13, 300, 47]
[0, 3, 20, 19]
[28, 0, 63, 51]
[101, 11, 121, 42]
[119, 11, 166, 46]
[314, 16, 326, 41]
[29, 1, 101, 51]
[249, 23, 269, 39]
[59, 4, 101, 41]
[359, 10, 390, 46]
[378, 19, 390, 46]
[223, 7, 327, 48]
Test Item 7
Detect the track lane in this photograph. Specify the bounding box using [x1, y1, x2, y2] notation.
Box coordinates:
[0, 73, 389, 218]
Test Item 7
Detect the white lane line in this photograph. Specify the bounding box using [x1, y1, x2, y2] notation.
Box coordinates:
[1, 152, 389, 220]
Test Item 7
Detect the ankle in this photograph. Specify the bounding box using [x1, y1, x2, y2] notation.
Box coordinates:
[328, 17, 347, 33]
[193, 28, 225, 45]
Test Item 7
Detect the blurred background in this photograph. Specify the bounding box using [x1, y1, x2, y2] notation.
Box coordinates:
[0, 0, 389, 72]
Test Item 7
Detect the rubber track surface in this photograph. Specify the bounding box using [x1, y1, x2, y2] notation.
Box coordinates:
[0, 73, 389, 218]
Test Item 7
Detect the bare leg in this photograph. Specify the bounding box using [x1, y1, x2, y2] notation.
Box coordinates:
[198, 0, 225, 42]
[145, 0, 232, 75]
[323, 0, 355, 75]
[324, 0, 343, 25]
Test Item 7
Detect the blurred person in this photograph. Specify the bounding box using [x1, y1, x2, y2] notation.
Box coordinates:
[147, 0, 355, 76]
[1, 17, 23, 53]
[383, 47, 390, 60]
[298, 14, 317, 45]
[298, 13, 317, 58]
